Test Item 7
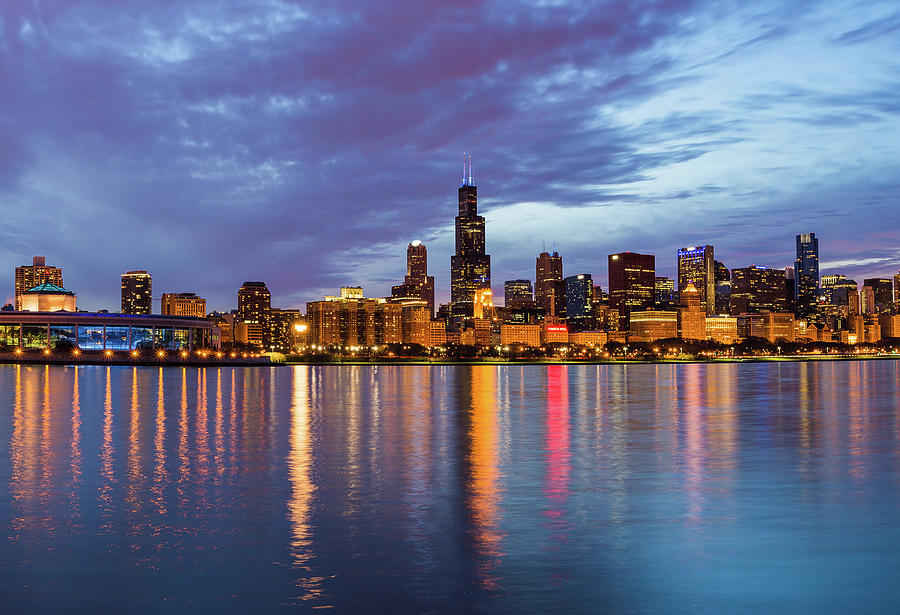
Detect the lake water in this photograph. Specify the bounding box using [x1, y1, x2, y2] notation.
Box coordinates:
[2, 361, 900, 613]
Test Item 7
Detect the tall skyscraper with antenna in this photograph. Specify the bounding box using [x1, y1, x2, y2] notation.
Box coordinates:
[450, 155, 491, 320]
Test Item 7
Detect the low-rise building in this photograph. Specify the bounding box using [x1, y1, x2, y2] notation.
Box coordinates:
[629, 310, 677, 342]
[541, 322, 569, 344]
[568, 330, 608, 347]
[705, 315, 738, 345]
[500, 323, 541, 347]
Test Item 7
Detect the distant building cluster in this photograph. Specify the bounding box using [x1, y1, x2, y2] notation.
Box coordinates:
[3, 162, 899, 355]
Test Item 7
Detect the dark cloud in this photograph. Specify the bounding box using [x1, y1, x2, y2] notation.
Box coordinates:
[0, 0, 897, 310]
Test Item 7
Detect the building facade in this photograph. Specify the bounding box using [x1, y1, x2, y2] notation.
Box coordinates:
[161, 292, 207, 318]
[504, 279, 533, 307]
[237, 281, 271, 348]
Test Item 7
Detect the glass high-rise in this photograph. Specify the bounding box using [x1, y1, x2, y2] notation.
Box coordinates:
[392, 241, 435, 316]
[795, 233, 819, 316]
[450, 159, 490, 320]
[504, 279, 533, 307]
[677, 245, 715, 315]
[565, 274, 593, 331]
[121, 270, 152, 315]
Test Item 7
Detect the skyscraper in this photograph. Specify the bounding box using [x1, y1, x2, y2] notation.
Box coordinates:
[535, 250, 563, 316]
[450, 156, 490, 320]
[730, 266, 787, 314]
[121, 270, 152, 315]
[795, 233, 819, 316]
[391, 240, 435, 316]
[677, 245, 715, 315]
[894, 271, 900, 305]
[565, 274, 593, 331]
[15, 256, 63, 311]
[504, 279, 533, 307]
[654, 276, 675, 308]
[608, 252, 655, 331]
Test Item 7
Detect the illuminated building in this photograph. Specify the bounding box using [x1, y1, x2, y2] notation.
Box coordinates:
[894, 271, 900, 305]
[428, 320, 447, 347]
[450, 157, 491, 320]
[0, 311, 219, 349]
[267, 308, 303, 353]
[860, 285, 876, 315]
[500, 323, 541, 347]
[535, 251, 564, 317]
[400, 301, 431, 346]
[237, 281, 271, 348]
[678, 283, 706, 340]
[654, 276, 675, 308]
[862, 278, 893, 313]
[306, 288, 402, 347]
[568, 330, 608, 347]
[677, 245, 715, 314]
[730, 266, 787, 315]
[161, 292, 207, 318]
[564, 274, 593, 331]
[628, 310, 677, 342]
[121, 270, 152, 315]
[878, 314, 900, 339]
[795, 233, 819, 317]
[608, 252, 655, 331]
[15, 256, 63, 311]
[19, 282, 76, 312]
[504, 279, 533, 308]
[540, 322, 569, 344]
[736, 312, 795, 343]
[705, 316, 738, 344]
[391, 241, 435, 316]
[473, 287, 497, 320]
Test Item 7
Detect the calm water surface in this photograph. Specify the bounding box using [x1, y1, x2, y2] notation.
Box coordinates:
[2, 362, 900, 613]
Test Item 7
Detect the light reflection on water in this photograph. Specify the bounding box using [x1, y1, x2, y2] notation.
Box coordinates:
[2, 361, 900, 613]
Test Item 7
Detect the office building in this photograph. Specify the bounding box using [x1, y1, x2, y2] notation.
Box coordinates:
[706, 316, 738, 344]
[121, 270, 152, 315]
[795, 233, 819, 316]
[15, 256, 63, 311]
[500, 323, 542, 348]
[535, 250, 564, 317]
[655, 277, 675, 308]
[450, 157, 491, 319]
[391, 241, 435, 316]
[161, 292, 207, 318]
[894, 271, 900, 305]
[678, 283, 707, 340]
[504, 279, 533, 307]
[863, 278, 893, 313]
[730, 266, 787, 315]
[565, 274, 593, 331]
[677, 245, 715, 315]
[608, 252, 655, 331]
[267, 308, 304, 353]
[307, 288, 402, 347]
[568, 330, 608, 347]
[629, 310, 677, 342]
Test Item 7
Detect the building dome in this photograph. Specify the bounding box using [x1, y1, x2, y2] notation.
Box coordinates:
[20, 282, 76, 312]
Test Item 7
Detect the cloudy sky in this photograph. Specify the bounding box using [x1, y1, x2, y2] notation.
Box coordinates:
[0, 0, 898, 311]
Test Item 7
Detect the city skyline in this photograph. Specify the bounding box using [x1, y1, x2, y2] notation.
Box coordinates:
[1, 1, 898, 311]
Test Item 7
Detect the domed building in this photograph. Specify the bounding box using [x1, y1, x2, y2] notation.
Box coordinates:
[20, 282, 76, 312]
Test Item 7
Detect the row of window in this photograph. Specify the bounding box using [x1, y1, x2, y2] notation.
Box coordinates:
[0, 324, 214, 350]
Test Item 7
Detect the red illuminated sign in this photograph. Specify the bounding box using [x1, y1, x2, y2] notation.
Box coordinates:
[545, 325, 568, 333]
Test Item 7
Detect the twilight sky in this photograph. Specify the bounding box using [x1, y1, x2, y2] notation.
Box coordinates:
[1, 0, 898, 312]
